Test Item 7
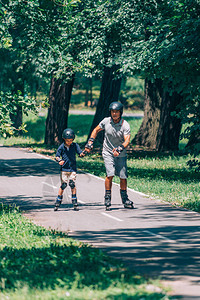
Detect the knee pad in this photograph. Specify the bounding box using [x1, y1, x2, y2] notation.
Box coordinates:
[61, 182, 67, 190]
[69, 179, 75, 189]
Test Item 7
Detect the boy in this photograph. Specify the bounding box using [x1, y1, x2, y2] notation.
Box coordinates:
[54, 128, 85, 211]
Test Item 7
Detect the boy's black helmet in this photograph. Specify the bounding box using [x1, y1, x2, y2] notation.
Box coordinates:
[62, 128, 75, 140]
[109, 101, 123, 116]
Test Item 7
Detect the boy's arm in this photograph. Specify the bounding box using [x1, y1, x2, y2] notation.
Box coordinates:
[56, 146, 65, 165]
[75, 143, 86, 157]
[84, 125, 103, 153]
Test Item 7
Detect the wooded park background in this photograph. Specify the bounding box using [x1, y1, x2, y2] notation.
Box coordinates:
[0, 0, 199, 168]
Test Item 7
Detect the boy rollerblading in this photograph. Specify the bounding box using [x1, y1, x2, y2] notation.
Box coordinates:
[55, 128, 85, 211]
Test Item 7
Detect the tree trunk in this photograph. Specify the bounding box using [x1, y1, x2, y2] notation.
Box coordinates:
[156, 90, 182, 151]
[10, 82, 24, 130]
[88, 65, 122, 142]
[45, 75, 74, 145]
[132, 79, 182, 151]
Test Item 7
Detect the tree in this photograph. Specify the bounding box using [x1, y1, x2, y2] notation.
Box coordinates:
[0, 1, 39, 134]
[0, 0, 83, 144]
[133, 79, 182, 151]
[0, 91, 37, 137]
[119, 0, 200, 151]
[77, 0, 139, 141]
[88, 65, 122, 142]
[45, 76, 74, 145]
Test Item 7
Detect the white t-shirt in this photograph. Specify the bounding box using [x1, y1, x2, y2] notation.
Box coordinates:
[99, 117, 130, 157]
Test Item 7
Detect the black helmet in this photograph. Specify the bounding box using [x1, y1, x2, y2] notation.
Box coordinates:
[109, 101, 123, 116]
[62, 128, 75, 140]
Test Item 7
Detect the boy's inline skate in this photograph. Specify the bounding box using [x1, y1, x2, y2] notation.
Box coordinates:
[72, 196, 79, 211]
[54, 195, 63, 211]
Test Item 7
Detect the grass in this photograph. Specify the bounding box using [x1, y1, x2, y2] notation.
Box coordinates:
[0, 204, 170, 299]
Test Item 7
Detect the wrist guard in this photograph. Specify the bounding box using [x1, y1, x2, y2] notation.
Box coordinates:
[85, 137, 94, 150]
[56, 157, 62, 162]
[115, 145, 125, 154]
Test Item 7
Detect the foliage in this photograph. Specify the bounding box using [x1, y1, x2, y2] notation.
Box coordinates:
[1, 0, 199, 153]
[118, 0, 200, 155]
[0, 91, 37, 137]
[120, 77, 145, 109]
[177, 97, 200, 171]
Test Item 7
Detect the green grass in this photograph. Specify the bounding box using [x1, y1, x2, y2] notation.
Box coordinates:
[0, 204, 170, 299]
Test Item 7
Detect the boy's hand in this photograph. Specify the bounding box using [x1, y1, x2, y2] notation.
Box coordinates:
[80, 152, 86, 157]
[59, 160, 65, 165]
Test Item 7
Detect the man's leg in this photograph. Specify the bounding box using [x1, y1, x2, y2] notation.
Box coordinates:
[120, 178, 127, 190]
[105, 176, 113, 210]
[102, 152, 115, 210]
[120, 178, 134, 208]
[105, 176, 113, 190]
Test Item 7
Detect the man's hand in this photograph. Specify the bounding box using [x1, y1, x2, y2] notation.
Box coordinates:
[112, 145, 125, 157]
[112, 148, 120, 157]
[84, 137, 94, 153]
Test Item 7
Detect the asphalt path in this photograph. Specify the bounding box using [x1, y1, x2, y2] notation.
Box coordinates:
[68, 109, 144, 118]
[1, 146, 200, 300]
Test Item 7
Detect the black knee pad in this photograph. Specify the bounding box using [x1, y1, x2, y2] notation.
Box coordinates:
[69, 179, 75, 189]
[61, 182, 67, 190]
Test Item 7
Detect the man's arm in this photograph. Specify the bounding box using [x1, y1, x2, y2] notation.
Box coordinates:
[113, 134, 130, 157]
[122, 134, 131, 148]
[84, 125, 103, 153]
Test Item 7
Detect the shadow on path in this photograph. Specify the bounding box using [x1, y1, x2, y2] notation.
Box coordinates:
[71, 226, 200, 282]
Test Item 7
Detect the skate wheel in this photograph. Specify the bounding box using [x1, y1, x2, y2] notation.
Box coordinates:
[124, 204, 134, 209]
[54, 207, 58, 211]
[106, 206, 111, 211]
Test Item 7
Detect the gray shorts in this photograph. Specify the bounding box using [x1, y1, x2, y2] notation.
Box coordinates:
[102, 153, 128, 179]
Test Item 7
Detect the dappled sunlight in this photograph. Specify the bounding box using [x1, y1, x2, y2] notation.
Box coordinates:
[72, 226, 200, 281]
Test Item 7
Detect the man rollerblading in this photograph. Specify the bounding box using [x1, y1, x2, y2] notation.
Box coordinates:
[120, 190, 134, 209]
[85, 101, 135, 210]
[54, 195, 63, 211]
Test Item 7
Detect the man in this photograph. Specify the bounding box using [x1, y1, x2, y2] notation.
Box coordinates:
[85, 101, 134, 210]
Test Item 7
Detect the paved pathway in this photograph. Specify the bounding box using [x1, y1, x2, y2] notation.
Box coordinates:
[68, 109, 144, 118]
[1, 146, 200, 300]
